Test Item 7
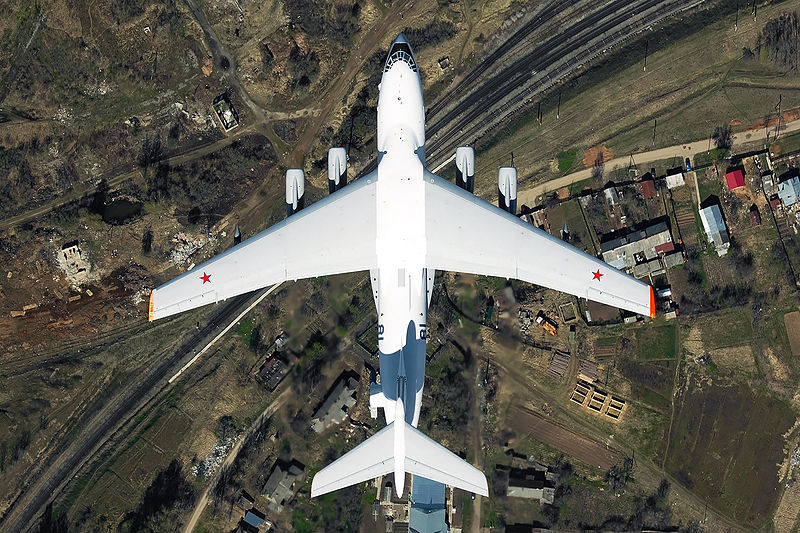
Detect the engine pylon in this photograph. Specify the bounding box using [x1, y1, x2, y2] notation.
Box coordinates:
[455, 146, 474, 193]
[498, 166, 517, 215]
[328, 147, 348, 194]
[285, 169, 305, 217]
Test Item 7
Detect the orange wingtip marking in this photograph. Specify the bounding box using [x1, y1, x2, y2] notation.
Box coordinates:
[148, 291, 155, 322]
[649, 286, 656, 318]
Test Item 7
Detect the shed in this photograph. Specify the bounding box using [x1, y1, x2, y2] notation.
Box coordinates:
[725, 169, 745, 190]
[243, 509, 266, 528]
[641, 177, 656, 199]
[770, 194, 782, 210]
[749, 204, 762, 226]
[665, 168, 685, 189]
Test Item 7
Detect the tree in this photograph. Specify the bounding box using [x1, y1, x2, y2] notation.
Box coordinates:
[712, 124, 733, 150]
[141, 227, 153, 255]
[758, 11, 800, 73]
[605, 457, 633, 491]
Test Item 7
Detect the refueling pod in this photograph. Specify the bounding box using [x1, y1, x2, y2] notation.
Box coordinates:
[285, 169, 305, 216]
[455, 146, 474, 193]
[498, 166, 517, 215]
[328, 147, 347, 193]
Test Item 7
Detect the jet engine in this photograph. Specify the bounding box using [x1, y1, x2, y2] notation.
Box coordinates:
[328, 147, 347, 193]
[455, 146, 474, 193]
[285, 169, 305, 217]
[498, 166, 517, 215]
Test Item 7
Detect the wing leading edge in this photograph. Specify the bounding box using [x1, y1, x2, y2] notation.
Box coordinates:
[423, 173, 654, 318]
[150, 175, 379, 321]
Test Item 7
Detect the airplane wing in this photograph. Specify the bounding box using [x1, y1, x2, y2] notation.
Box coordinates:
[423, 173, 654, 317]
[149, 175, 378, 320]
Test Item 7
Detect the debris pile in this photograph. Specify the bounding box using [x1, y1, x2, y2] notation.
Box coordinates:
[169, 232, 216, 266]
[519, 308, 533, 333]
[192, 435, 238, 479]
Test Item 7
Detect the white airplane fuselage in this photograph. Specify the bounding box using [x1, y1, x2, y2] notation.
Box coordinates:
[372, 37, 431, 493]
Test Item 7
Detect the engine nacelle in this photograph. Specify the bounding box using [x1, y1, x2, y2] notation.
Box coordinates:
[285, 169, 305, 217]
[455, 146, 475, 193]
[498, 166, 517, 215]
[233, 223, 241, 245]
[328, 147, 347, 194]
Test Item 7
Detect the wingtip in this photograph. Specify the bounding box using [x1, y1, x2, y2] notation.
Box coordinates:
[649, 286, 656, 319]
[148, 290, 155, 322]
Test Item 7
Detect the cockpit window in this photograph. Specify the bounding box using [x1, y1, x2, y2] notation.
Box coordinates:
[384, 43, 418, 73]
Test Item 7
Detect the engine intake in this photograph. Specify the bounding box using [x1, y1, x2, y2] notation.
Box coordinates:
[328, 147, 347, 193]
[285, 169, 305, 217]
[455, 146, 474, 193]
[498, 166, 517, 215]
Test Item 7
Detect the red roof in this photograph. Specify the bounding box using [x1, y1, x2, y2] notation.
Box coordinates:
[641, 178, 656, 199]
[655, 241, 675, 254]
[725, 169, 745, 190]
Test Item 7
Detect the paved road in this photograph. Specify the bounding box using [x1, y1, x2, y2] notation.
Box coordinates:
[183, 387, 291, 533]
[516, 116, 800, 207]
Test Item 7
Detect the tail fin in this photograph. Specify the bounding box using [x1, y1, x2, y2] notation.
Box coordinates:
[311, 421, 487, 498]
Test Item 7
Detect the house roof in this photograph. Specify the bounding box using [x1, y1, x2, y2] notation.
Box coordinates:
[410, 477, 447, 533]
[778, 176, 800, 206]
[641, 178, 656, 199]
[725, 169, 745, 190]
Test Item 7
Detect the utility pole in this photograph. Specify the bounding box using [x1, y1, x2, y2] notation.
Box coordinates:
[776, 94, 782, 140]
[537, 102, 542, 125]
[557, 91, 561, 119]
[511, 152, 515, 167]
[643, 41, 648, 71]
[735, 2, 739, 30]
[652, 119, 657, 147]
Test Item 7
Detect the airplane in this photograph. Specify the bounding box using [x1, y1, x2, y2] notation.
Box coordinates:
[149, 33, 654, 499]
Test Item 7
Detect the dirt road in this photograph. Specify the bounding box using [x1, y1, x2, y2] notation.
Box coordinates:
[517, 115, 800, 207]
[183, 387, 291, 533]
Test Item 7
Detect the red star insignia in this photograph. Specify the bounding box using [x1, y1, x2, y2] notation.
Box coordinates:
[592, 269, 603, 281]
[200, 272, 211, 284]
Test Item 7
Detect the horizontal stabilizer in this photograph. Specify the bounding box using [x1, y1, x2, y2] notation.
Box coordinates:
[404, 423, 488, 496]
[311, 421, 488, 498]
[311, 423, 394, 497]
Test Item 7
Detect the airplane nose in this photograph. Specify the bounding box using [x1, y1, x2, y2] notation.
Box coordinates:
[394, 33, 408, 45]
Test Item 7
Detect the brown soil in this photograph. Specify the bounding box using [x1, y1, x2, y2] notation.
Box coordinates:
[745, 107, 800, 132]
[507, 404, 623, 470]
[582, 145, 614, 168]
[784, 312, 800, 356]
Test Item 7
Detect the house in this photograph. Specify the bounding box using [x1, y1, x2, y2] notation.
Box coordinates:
[778, 175, 800, 207]
[262, 459, 305, 513]
[409, 477, 448, 533]
[213, 94, 239, 131]
[604, 186, 620, 206]
[699, 204, 730, 256]
[665, 168, 685, 189]
[257, 357, 288, 391]
[600, 220, 674, 271]
[641, 175, 656, 199]
[504, 465, 556, 504]
[311, 370, 360, 433]
[725, 169, 746, 190]
[750, 204, 762, 226]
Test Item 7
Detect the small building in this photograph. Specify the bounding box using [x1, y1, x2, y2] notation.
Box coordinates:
[665, 168, 685, 189]
[749, 204, 762, 226]
[243, 508, 267, 529]
[641, 176, 656, 199]
[699, 204, 730, 256]
[762, 170, 776, 195]
[262, 459, 305, 513]
[725, 169, 746, 190]
[311, 371, 360, 433]
[770, 194, 782, 211]
[258, 357, 289, 391]
[409, 477, 448, 533]
[778, 175, 800, 207]
[213, 94, 239, 131]
[600, 220, 674, 271]
[663, 251, 686, 269]
[604, 186, 620, 206]
[504, 466, 556, 504]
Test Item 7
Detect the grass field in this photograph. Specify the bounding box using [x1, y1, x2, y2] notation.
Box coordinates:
[664, 379, 794, 527]
[635, 323, 677, 360]
[696, 308, 754, 349]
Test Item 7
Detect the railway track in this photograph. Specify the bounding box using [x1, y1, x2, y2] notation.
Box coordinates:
[0, 291, 261, 533]
[426, 0, 703, 165]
